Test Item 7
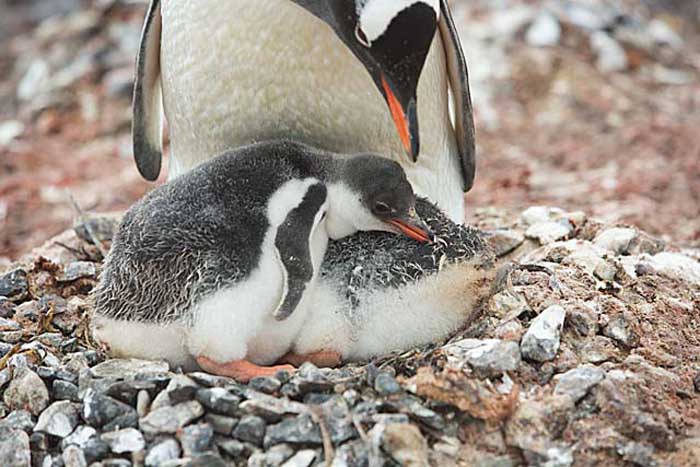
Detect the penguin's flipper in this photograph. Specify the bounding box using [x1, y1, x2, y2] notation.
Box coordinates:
[132, 0, 163, 182]
[273, 183, 328, 321]
[438, 0, 477, 192]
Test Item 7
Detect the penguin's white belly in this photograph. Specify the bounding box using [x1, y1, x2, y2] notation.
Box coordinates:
[186, 244, 294, 366]
[294, 260, 495, 361]
[160, 0, 464, 221]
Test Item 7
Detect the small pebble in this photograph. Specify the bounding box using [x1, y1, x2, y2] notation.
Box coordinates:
[145, 438, 181, 467]
[101, 427, 145, 454]
[249, 376, 282, 394]
[374, 373, 401, 395]
[232, 415, 266, 447]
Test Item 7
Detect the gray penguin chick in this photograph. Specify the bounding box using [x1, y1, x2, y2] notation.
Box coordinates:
[283, 198, 495, 366]
[91, 140, 431, 382]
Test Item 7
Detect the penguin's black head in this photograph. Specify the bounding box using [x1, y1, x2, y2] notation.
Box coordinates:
[293, 0, 439, 162]
[341, 155, 433, 243]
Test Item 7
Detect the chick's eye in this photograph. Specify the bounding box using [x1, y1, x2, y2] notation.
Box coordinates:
[355, 24, 370, 47]
[373, 201, 391, 215]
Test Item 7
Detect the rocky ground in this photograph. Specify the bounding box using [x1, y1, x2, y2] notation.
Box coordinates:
[1, 0, 700, 263]
[0, 206, 698, 466]
[1, 0, 700, 466]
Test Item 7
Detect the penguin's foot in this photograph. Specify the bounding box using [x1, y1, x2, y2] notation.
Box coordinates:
[196, 356, 295, 383]
[279, 349, 342, 368]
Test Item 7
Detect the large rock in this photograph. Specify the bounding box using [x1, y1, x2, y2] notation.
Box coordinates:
[4, 367, 49, 416]
[443, 338, 521, 376]
[0, 428, 31, 467]
[521, 305, 566, 362]
[34, 401, 80, 437]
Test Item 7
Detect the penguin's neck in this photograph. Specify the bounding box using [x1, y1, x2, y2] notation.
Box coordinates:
[324, 182, 376, 239]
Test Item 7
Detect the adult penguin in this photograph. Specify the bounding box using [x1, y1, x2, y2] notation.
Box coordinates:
[133, 0, 475, 222]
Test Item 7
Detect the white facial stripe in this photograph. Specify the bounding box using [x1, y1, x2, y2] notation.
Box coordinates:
[358, 0, 439, 44]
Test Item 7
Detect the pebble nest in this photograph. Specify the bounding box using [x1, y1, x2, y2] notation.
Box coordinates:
[0, 206, 699, 467]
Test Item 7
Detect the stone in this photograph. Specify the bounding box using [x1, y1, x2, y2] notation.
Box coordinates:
[89, 359, 170, 379]
[62, 425, 97, 450]
[195, 387, 240, 416]
[591, 31, 628, 73]
[139, 401, 204, 435]
[0, 120, 24, 147]
[371, 423, 429, 467]
[214, 437, 247, 459]
[57, 262, 98, 282]
[145, 438, 181, 467]
[0, 427, 31, 467]
[645, 252, 700, 283]
[34, 401, 80, 437]
[526, 13, 561, 47]
[101, 428, 145, 454]
[0, 269, 29, 301]
[54, 380, 80, 402]
[247, 443, 294, 466]
[99, 459, 133, 467]
[553, 365, 606, 402]
[506, 396, 575, 466]
[484, 229, 525, 257]
[280, 364, 334, 398]
[264, 414, 322, 448]
[62, 444, 87, 467]
[178, 422, 214, 456]
[249, 376, 281, 395]
[0, 298, 16, 318]
[151, 375, 198, 410]
[603, 314, 637, 347]
[82, 389, 137, 429]
[232, 415, 266, 447]
[30, 430, 48, 452]
[617, 441, 658, 467]
[521, 207, 564, 225]
[204, 413, 237, 435]
[0, 317, 20, 331]
[0, 410, 35, 432]
[82, 436, 111, 464]
[594, 228, 637, 255]
[136, 390, 151, 418]
[281, 450, 317, 467]
[521, 305, 566, 362]
[526, 221, 572, 244]
[374, 373, 401, 395]
[579, 336, 621, 364]
[443, 338, 521, 376]
[4, 367, 50, 416]
[239, 390, 306, 422]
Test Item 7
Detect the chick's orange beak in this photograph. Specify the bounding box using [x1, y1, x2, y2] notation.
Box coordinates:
[387, 210, 433, 243]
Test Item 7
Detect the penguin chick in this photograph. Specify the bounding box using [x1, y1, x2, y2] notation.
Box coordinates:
[284, 198, 496, 366]
[91, 140, 431, 382]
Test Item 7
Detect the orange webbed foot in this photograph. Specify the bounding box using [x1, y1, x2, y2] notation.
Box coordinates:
[196, 356, 295, 383]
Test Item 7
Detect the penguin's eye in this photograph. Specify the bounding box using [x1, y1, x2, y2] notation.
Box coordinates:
[373, 201, 391, 216]
[355, 24, 371, 47]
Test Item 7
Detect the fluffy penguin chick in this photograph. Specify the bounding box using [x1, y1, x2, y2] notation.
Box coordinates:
[91, 140, 432, 382]
[286, 198, 495, 365]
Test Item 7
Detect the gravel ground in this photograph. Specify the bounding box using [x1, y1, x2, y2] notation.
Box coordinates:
[1, 1, 700, 466]
[0, 207, 698, 466]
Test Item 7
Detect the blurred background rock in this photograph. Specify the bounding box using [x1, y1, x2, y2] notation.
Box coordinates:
[1, 0, 699, 266]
